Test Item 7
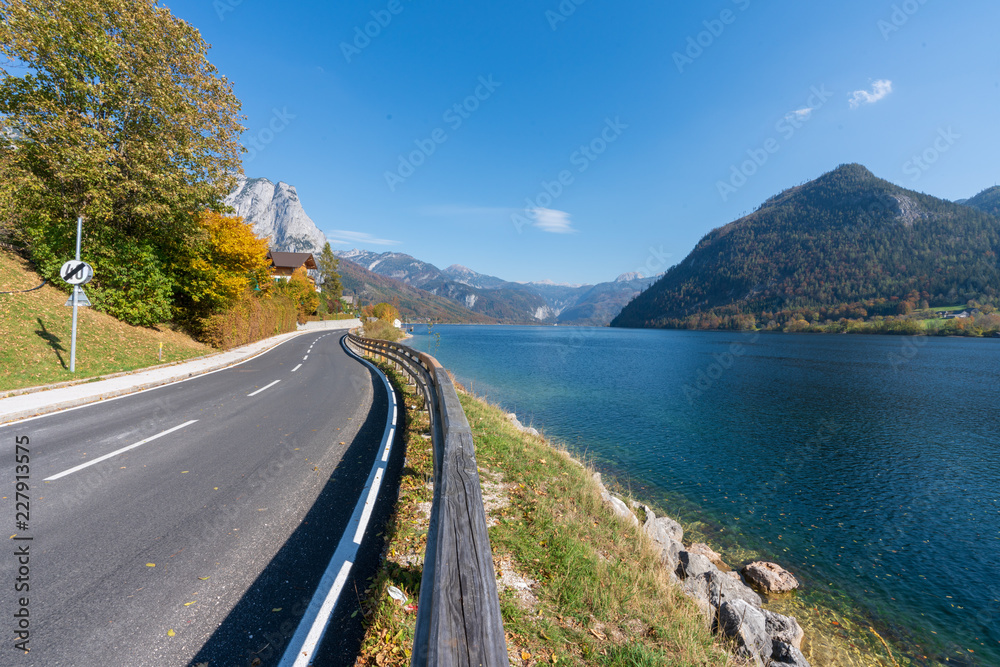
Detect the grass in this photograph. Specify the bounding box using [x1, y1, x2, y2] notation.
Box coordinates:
[353, 366, 737, 667]
[0, 249, 211, 392]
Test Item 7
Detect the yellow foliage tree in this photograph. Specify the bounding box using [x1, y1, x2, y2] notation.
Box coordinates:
[174, 211, 271, 324]
[275, 266, 320, 321]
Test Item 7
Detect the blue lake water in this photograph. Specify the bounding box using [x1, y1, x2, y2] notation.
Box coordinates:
[405, 325, 1000, 666]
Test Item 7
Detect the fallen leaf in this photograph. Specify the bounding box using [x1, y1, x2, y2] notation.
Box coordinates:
[167, 629, 175, 637]
[146, 563, 156, 567]
[184, 601, 196, 606]
[198, 577, 210, 580]
[521, 649, 531, 660]
[272, 608, 282, 612]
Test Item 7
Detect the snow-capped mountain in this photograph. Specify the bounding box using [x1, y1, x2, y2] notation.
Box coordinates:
[225, 176, 327, 253]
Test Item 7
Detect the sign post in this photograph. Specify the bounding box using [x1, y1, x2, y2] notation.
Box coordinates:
[60, 217, 93, 373]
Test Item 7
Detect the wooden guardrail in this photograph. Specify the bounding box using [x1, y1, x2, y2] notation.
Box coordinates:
[345, 333, 509, 667]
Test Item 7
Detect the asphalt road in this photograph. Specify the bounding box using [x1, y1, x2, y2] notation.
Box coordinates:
[0, 332, 404, 666]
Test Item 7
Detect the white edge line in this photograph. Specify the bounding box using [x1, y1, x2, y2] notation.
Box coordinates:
[278, 335, 398, 667]
[353, 467, 384, 544]
[381, 427, 394, 462]
[45, 420, 198, 481]
[291, 364, 303, 373]
[290, 560, 354, 667]
[247, 379, 281, 397]
[0, 332, 312, 429]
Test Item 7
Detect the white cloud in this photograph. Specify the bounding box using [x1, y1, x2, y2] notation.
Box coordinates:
[531, 208, 577, 234]
[326, 230, 401, 246]
[785, 107, 814, 122]
[849, 79, 893, 109]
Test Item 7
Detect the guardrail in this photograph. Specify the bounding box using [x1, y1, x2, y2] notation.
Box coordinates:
[345, 333, 509, 667]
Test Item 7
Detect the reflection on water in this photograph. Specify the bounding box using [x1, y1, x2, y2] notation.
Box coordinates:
[406, 325, 1000, 666]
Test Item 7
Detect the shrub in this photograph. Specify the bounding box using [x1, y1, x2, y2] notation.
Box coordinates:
[201, 291, 297, 349]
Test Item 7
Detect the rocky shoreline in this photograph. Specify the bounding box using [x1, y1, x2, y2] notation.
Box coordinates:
[506, 412, 811, 667]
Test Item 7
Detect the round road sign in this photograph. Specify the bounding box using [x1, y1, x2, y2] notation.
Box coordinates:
[60, 260, 94, 285]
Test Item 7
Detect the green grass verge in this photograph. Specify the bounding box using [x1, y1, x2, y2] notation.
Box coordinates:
[354, 372, 736, 666]
[0, 249, 211, 392]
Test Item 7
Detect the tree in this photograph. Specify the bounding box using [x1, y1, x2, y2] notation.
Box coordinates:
[173, 211, 271, 326]
[0, 0, 244, 325]
[274, 266, 319, 320]
[316, 241, 342, 311]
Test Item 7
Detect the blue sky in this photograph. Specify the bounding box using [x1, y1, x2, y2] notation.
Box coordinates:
[167, 0, 999, 285]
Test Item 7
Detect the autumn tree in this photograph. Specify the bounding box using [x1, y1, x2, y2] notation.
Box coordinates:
[274, 266, 319, 321]
[0, 0, 244, 325]
[316, 241, 343, 311]
[173, 211, 271, 326]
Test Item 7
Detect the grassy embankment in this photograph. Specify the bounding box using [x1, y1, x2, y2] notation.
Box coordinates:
[0, 249, 210, 392]
[353, 365, 737, 666]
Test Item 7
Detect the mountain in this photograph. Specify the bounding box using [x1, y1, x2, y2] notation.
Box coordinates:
[225, 176, 327, 253]
[336, 249, 656, 325]
[613, 164, 1000, 329]
[963, 185, 1000, 217]
[336, 257, 495, 324]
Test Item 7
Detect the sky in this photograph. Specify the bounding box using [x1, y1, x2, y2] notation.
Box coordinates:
[164, 0, 1000, 285]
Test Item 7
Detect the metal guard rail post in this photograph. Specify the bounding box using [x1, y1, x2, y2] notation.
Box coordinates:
[345, 333, 509, 667]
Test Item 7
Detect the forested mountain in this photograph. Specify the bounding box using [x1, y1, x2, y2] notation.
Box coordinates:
[612, 164, 1000, 330]
[963, 186, 1000, 217]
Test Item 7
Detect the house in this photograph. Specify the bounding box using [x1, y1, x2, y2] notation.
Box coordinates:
[393, 318, 402, 329]
[266, 251, 319, 289]
[341, 295, 356, 306]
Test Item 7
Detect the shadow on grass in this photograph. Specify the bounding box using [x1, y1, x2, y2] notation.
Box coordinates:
[35, 317, 67, 369]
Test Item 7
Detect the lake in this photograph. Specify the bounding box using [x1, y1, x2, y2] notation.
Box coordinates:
[405, 325, 1000, 667]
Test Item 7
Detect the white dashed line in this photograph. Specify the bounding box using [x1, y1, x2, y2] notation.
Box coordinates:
[247, 380, 281, 397]
[291, 364, 303, 373]
[45, 420, 199, 481]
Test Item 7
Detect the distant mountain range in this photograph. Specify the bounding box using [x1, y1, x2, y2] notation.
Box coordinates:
[336, 249, 656, 325]
[613, 164, 1000, 329]
[227, 175, 656, 325]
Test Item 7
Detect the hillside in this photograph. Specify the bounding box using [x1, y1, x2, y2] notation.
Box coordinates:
[613, 164, 1000, 329]
[336, 257, 495, 324]
[0, 249, 209, 391]
[963, 185, 1000, 217]
[226, 176, 327, 254]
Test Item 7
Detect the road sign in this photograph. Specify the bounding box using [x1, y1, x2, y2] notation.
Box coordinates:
[60, 260, 93, 285]
[63, 285, 91, 307]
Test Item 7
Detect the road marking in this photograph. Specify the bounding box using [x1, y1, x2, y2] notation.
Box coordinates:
[45, 420, 198, 481]
[279, 335, 399, 667]
[291, 364, 303, 373]
[247, 380, 281, 397]
[303, 355, 309, 361]
[381, 427, 394, 462]
[354, 467, 384, 544]
[286, 560, 353, 667]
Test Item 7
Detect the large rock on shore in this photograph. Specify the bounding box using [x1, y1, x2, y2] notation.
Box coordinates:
[771, 639, 812, 666]
[763, 608, 805, 650]
[742, 561, 800, 594]
[717, 600, 770, 666]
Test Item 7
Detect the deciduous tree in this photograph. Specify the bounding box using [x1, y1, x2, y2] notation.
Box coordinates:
[0, 0, 245, 324]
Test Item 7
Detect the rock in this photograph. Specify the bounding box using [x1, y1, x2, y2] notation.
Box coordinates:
[705, 569, 763, 609]
[763, 609, 804, 650]
[525, 427, 540, 436]
[607, 494, 639, 527]
[741, 561, 800, 594]
[681, 575, 713, 626]
[717, 600, 770, 666]
[676, 551, 715, 580]
[687, 542, 724, 566]
[641, 505, 684, 547]
[505, 412, 524, 430]
[771, 640, 811, 666]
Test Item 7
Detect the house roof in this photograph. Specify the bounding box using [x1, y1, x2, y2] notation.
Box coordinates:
[267, 251, 317, 270]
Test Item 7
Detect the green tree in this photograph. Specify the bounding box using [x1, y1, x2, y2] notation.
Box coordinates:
[0, 0, 245, 325]
[316, 242, 343, 311]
